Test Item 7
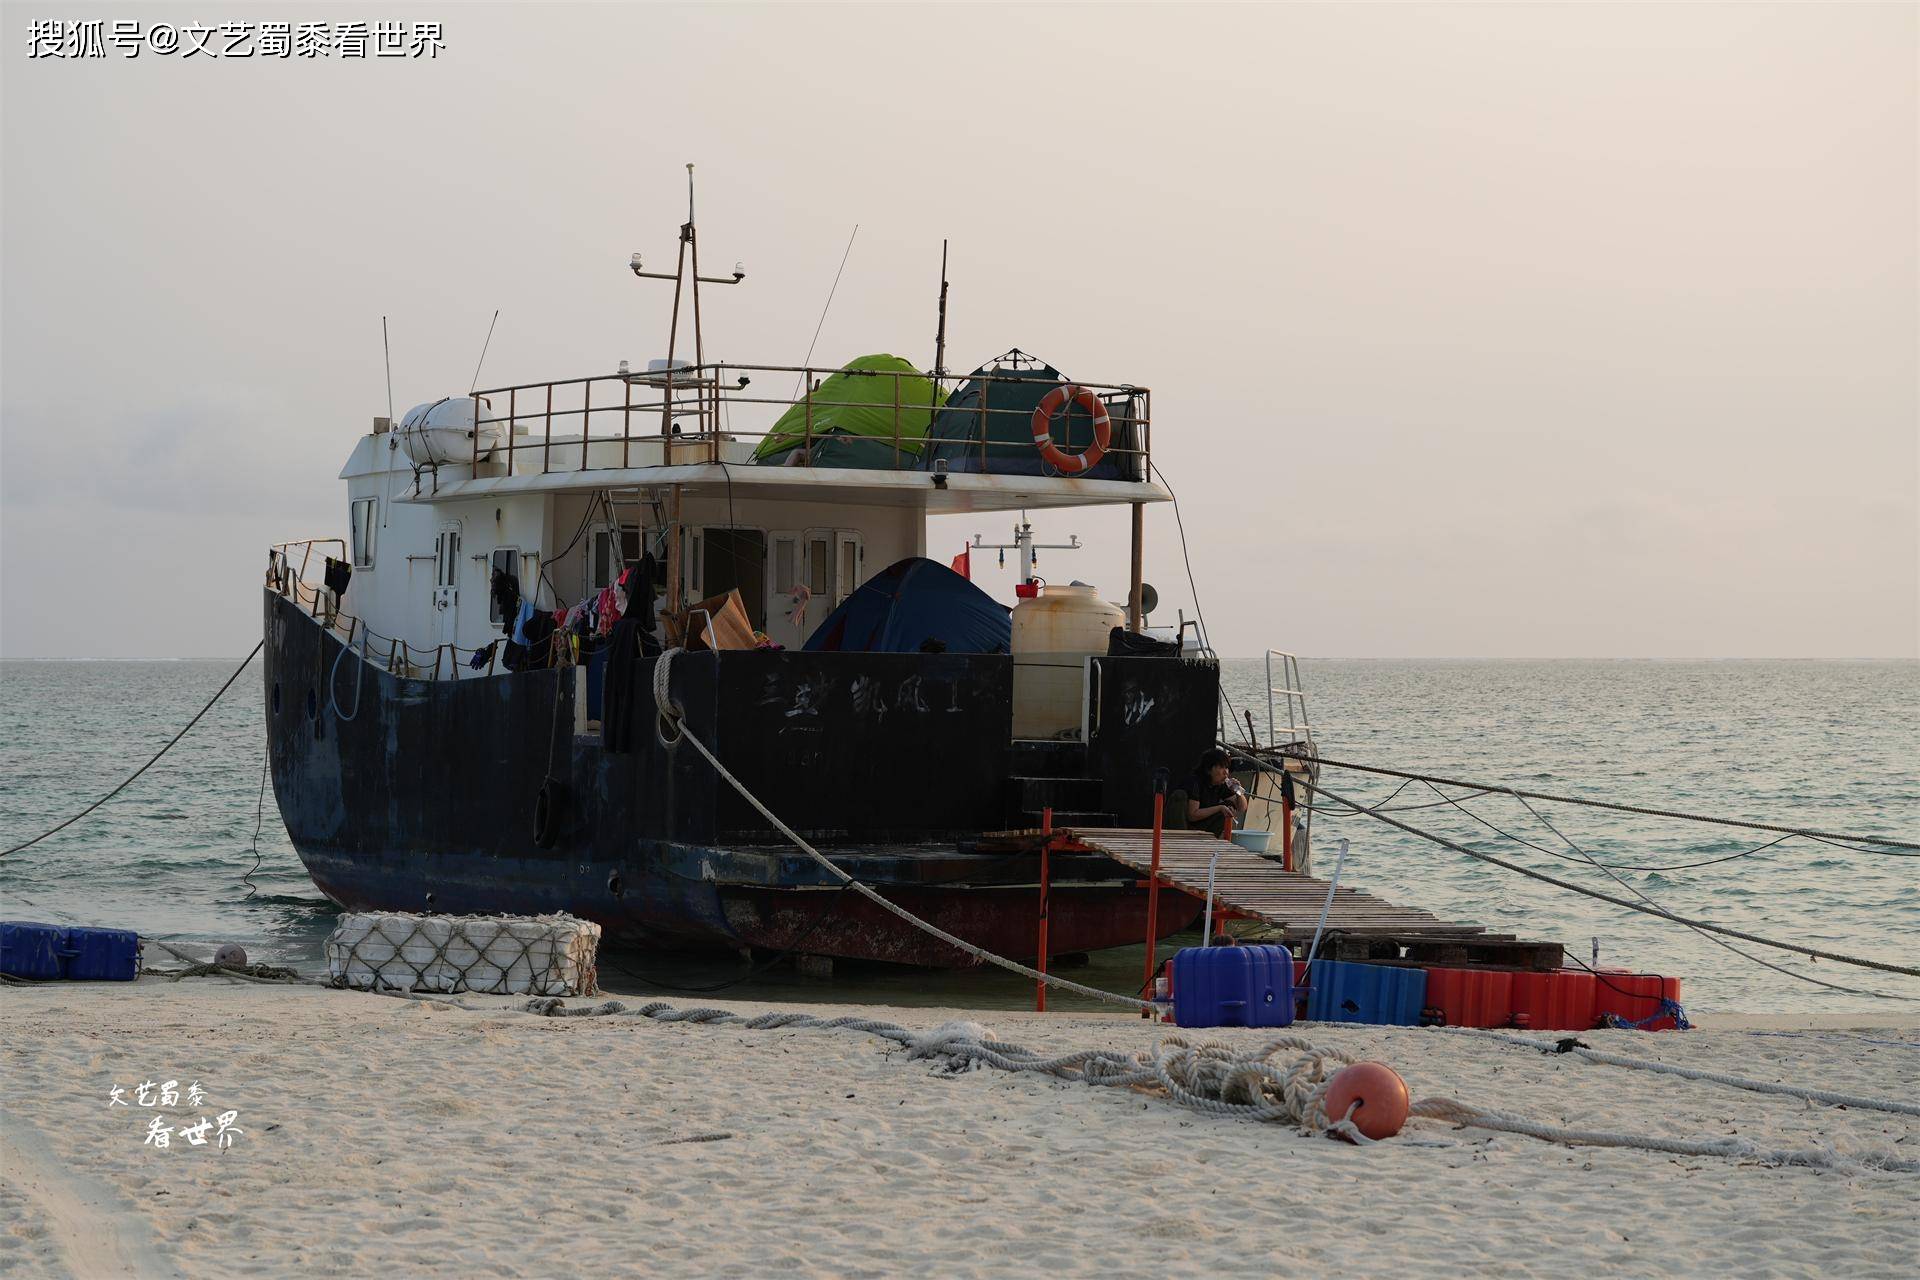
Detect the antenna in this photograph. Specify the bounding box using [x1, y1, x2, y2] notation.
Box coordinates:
[468, 308, 500, 394]
[381, 315, 394, 420]
[626, 164, 747, 437]
[933, 239, 950, 385]
[792, 223, 859, 398]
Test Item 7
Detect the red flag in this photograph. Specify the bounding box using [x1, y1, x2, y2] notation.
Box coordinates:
[950, 547, 971, 580]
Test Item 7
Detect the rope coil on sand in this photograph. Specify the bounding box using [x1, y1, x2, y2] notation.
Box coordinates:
[524, 996, 1375, 1140]
[518, 996, 1919, 1172]
[130, 945, 1919, 1170]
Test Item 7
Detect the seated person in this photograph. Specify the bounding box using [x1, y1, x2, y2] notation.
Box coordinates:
[1184, 747, 1248, 838]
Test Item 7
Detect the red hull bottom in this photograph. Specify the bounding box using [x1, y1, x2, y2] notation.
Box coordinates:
[718, 884, 1206, 969]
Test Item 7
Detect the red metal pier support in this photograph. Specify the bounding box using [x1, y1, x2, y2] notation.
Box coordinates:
[1141, 790, 1165, 1018]
[1037, 807, 1053, 1012]
[1281, 773, 1296, 873]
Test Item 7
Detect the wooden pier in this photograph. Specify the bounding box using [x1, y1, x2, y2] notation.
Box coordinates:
[977, 826, 1564, 970]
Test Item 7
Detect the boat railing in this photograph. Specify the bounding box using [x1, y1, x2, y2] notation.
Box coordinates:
[267, 538, 345, 596]
[461, 361, 1152, 480]
[268, 553, 507, 682]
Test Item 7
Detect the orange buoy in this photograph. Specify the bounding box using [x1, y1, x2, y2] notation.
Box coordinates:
[1029, 384, 1112, 474]
[1323, 1061, 1410, 1141]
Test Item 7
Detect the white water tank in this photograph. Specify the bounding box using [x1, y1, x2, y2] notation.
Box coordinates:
[397, 397, 510, 468]
[1011, 583, 1126, 739]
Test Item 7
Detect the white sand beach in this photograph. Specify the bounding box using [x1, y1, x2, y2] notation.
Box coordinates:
[3, 978, 1915, 1280]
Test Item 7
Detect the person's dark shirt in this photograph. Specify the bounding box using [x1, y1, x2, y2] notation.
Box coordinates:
[1188, 773, 1236, 811]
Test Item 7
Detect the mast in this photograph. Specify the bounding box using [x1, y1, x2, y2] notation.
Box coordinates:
[933, 239, 949, 389]
[629, 162, 745, 438]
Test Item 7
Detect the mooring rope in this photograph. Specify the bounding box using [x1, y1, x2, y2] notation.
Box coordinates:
[1296, 777, 1920, 979]
[514, 996, 1918, 1173]
[649, 649, 1152, 1011]
[1301, 755, 1920, 853]
[1, 640, 265, 858]
[125, 946, 1917, 1171]
[1400, 1097, 1918, 1172]
[1497, 784, 1911, 1001]
[526, 996, 1370, 1135]
[1440, 1026, 1920, 1119]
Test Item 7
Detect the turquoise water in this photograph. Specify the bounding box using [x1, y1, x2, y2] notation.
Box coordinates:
[2, 658, 1914, 1014]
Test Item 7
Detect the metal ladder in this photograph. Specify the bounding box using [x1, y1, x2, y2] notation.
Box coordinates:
[1260, 649, 1318, 873]
[1264, 649, 1314, 750]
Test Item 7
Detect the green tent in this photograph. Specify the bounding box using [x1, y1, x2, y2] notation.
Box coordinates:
[751, 354, 947, 468]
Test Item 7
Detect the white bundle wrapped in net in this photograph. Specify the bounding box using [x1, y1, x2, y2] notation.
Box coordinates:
[325, 912, 601, 996]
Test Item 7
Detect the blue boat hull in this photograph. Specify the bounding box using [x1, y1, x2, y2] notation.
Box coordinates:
[265, 590, 1212, 966]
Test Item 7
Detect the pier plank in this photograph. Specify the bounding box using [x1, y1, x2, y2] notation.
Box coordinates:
[997, 827, 1563, 968]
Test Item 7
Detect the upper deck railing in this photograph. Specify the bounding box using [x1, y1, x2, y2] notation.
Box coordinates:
[454, 360, 1151, 481]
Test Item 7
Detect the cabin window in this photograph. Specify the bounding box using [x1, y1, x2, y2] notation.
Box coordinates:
[489, 548, 519, 623]
[349, 498, 377, 569]
[435, 529, 461, 589]
[588, 525, 643, 593]
[801, 530, 864, 606]
[806, 535, 831, 598]
[836, 533, 863, 606]
[701, 527, 768, 631]
[772, 536, 798, 596]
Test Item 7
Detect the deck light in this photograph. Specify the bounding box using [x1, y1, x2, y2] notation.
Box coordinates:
[629, 252, 644, 275]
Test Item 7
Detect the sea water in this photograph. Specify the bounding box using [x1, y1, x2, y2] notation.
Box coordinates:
[1, 658, 1914, 1014]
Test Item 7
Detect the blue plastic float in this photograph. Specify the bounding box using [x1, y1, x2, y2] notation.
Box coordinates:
[0, 922, 141, 981]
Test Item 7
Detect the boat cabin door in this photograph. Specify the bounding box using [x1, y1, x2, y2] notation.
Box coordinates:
[432, 523, 461, 651]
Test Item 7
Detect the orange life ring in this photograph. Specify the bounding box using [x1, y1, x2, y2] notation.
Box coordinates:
[1030, 385, 1111, 475]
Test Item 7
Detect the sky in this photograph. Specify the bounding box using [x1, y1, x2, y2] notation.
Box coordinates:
[2, 2, 1914, 660]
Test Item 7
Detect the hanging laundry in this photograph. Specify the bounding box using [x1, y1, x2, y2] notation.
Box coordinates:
[601, 553, 661, 754]
[519, 609, 559, 662]
[491, 570, 521, 634]
[510, 599, 537, 647]
[469, 642, 497, 671]
[324, 557, 352, 599]
[630, 553, 662, 657]
[595, 585, 621, 637]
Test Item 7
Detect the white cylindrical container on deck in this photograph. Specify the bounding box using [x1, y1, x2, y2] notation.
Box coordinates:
[1010, 584, 1126, 739]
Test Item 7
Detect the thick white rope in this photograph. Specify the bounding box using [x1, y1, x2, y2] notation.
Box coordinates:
[1405, 1097, 1920, 1173]
[515, 996, 1918, 1172]
[1441, 1026, 1920, 1119]
[525, 995, 1367, 1139]
[651, 649, 1150, 1011]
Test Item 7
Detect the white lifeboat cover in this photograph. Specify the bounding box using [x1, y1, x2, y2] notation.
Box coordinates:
[397, 396, 509, 467]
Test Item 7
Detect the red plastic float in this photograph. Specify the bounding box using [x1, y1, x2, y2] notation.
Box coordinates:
[1510, 969, 1598, 1031]
[1421, 967, 1515, 1028]
[1323, 1061, 1410, 1141]
[1592, 970, 1684, 1031]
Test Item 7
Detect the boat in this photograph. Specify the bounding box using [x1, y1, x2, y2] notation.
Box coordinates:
[263, 182, 1309, 969]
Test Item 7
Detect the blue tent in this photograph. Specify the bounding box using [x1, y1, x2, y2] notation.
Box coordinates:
[804, 557, 1011, 655]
